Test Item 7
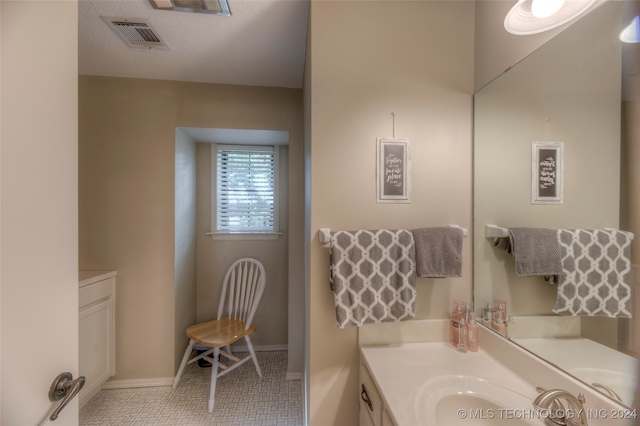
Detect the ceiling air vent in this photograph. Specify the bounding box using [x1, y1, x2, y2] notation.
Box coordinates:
[102, 17, 169, 50]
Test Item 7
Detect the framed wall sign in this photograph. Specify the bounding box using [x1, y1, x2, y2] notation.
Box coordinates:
[531, 141, 563, 204]
[377, 137, 411, 203]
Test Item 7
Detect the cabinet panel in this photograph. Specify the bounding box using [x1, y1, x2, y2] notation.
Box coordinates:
[360, 363, 383, 426]
[79, 298, 114, 406]
[382, 408, 396, 426]
[79, 276, 114, 309]
[78, 272, 116, 407]
[360, 401, 375, 426]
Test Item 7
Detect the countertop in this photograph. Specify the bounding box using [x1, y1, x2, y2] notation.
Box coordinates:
[515, 336, 638, 406]
[360, 342, 540, 426]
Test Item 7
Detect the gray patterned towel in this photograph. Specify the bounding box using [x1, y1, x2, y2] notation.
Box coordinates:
[553, 229, 633, 318]
[329, 229, 416, 328]
[508, 227, 562, 276]
[412, 227, 463, 278]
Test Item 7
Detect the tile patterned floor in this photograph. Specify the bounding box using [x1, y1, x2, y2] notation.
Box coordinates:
[80, 351, 302, 425]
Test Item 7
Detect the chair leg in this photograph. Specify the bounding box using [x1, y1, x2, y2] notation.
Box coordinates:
[173, 339, 195, 389]
[245, 335, 262, 377]
[208, 347, 221, 413]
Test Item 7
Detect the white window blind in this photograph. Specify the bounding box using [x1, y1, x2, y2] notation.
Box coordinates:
[215, 145, 278, 233]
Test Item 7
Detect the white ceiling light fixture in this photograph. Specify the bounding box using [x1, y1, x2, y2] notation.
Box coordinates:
[505, 0, 597, 35]
[620, 15, 640, 43]
[531, 0, 565, 18]
[149, 0, 231, 16]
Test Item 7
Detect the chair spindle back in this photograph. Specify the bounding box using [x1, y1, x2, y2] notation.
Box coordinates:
[217, 258, 266, 329]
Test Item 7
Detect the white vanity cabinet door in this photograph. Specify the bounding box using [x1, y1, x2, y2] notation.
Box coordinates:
[382, 408, 396, 426]
[78, 273, 116, 406]
[360, 403, 375, 426]
[360, 362, 383, 426]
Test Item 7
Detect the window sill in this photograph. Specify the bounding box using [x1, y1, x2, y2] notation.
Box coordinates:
[206, 231, 282, 241]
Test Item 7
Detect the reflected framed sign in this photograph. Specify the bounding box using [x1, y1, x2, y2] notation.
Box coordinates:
[531, 141, 564, 205]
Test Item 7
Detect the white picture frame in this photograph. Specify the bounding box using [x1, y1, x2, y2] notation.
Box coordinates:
[377, 137, 411, 203]
[532, 141, 564, 205]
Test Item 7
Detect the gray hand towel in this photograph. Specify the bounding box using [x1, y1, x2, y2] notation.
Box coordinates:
[508, 227, 562, 277]
[412, 227, 463, 278]
[493, 237, 512, 253]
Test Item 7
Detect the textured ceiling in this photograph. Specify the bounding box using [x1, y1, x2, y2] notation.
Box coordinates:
[79, 0, 309, 88]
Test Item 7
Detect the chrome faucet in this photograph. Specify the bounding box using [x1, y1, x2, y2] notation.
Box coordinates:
[533, 387, 588, 426]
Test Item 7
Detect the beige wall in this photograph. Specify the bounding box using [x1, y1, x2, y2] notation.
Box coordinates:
[79, 76, 304, 380]
[473, 2, 622, 321]
[174, 129, 197, 371]
[474, 0, 605, 91]
[623, 96, 639, 354]
[2, 1, 79, 422]
[624, 101, 639, 264]
[195, 143, 289, 348]
[303, 8, 312, 417]
[621, 6, 640, 266]
[308, 1, 475, 424]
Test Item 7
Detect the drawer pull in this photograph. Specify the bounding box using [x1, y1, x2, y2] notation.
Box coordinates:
[361, 384, 373, 411]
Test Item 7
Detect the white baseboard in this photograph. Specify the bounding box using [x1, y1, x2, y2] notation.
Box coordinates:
[79, 385, 102, 407]
[286, 372, 302, 381]
[103, 345, 291, 390]
[194, 343, 288, 353]
[101, 377, 174, 390]
[237, 344, 289, 352]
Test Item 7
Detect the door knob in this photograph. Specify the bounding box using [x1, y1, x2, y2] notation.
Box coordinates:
[48, 372, 85, 421]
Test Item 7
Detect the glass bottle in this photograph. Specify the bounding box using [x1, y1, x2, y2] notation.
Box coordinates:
[482, 300, 494, 325]
[467, 312, 478, 352]
[450, 300, 466, 348]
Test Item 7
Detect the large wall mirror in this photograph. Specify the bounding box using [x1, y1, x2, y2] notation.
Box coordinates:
[474, 0, 639, 409]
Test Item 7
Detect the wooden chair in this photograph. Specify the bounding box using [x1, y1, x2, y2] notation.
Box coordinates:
[172, 258, 266, 412]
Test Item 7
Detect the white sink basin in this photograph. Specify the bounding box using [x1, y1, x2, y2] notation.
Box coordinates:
[417, 375, 543, 425]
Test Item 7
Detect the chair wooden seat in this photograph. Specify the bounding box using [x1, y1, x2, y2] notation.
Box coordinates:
[186, 318, 256, 348]
[172, 258, 266, 413]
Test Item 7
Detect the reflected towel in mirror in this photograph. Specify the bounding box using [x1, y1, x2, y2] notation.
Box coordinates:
[553, 229, 632, 318]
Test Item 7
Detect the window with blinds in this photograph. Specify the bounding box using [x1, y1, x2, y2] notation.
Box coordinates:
[214, 145, 279, 233]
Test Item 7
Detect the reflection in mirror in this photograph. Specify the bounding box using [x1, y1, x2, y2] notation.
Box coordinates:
[473, 0, 639, 408]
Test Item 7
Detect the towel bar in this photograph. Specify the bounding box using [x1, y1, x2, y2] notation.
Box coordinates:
[605, 228, 635, 240]
[318, 225, 468, 245]
[486, 225, 635, 240]
[318, 228, 331, 244]
[448, 225, 469, 237]
[485, 224, 508, 238]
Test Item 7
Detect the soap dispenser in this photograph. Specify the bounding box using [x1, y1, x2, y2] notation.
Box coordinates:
[482, 300, 494, 325]
[491, 299, 507, 337]
[467, 312, 478, 352]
